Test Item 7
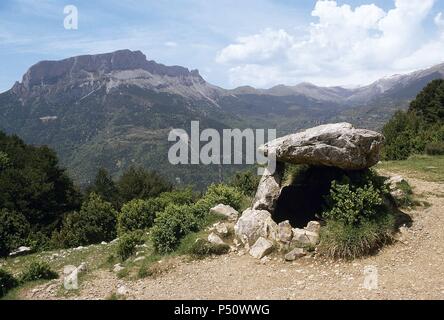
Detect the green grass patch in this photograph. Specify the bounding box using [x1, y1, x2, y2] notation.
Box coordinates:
[318, 213, 396, 260]
[377, 155, 444, 182]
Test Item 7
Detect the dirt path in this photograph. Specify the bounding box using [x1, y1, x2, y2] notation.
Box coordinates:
[24, 174, 444, 300]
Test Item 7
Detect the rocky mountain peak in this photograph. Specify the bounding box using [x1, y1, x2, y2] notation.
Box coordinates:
[13, 50, 204, 93]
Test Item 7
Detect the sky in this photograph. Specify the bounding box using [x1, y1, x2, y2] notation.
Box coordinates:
[1, 0, 444, 92]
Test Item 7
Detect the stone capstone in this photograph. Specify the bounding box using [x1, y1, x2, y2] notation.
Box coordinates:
[259, 123, 384, 170]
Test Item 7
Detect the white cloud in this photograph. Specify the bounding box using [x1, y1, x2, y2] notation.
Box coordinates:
[435, 12, 444, 28]
[217, 0, 443, 88]
[216, 29, 293, 64]
[164, 41, 178, 47]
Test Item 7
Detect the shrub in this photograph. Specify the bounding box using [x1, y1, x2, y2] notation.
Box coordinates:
[318, 214, 395, 259]
[319, 173, 396, 259]
[156, 188, 196, 207]
[117, 199, 156, 235]
[20, 261, 58, 282]
[54, 193, 117, 248]
[323, 181, 384, 225]
[188, 239, 230, 257]
[230, 170, 260, 197]
[117, 167, 172, 203]
[0, 209, 30, 257]
[151, 204, 198, 254]
[191, 184, 244, 220]
[0, 269, 18, 297]
[116, 231, 145, 261]
[425, 141, 444, 155]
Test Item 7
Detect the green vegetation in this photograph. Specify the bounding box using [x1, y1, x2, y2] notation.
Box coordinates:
[323, 181, 386, 225]
[188, 239, 230, 258]
[318, 214, 395, 260]
[0, 132, 81, 256]
[0, 269, 18, 298]
[117, 199, 157, 235]
[151, 204, 199, 254]
[377, 155, 444, 182]
[229, 169, 260, 197]
[318, 171, 395, 259]
[53, 193, 117, 248]
[0, 209, 30, 257]
[117, 166, 172, 204]
[383, 79, 444, 160]
[19, 261, 58, 282]
[116, 231, 145, 261]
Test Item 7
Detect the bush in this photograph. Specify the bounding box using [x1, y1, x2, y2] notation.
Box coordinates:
[188, 239, 230, 257]
[117, 199, 156, 235]
[323, 181, 384, 225]
[0, 269, 18, 297]
[191, 184, 244, 220]
[116, 231, 145, 261]
[319, 173, 396, 259]
[20, 261, 58, 282]
[151, 204, 198, 254]
[318, 214, 395, 260]
[425, 141, 444, 155]
[117, 167, 172, 203]
[0, 209, 30, 257]
[230, 170, 260, 197]
[54, 193, 117, 248]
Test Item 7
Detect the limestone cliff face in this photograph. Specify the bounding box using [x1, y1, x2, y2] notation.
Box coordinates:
[12, 49, 219, 102]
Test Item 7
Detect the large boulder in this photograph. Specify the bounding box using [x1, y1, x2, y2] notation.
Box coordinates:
[234, 209, 277, 246]
[259, 123, 384, 170]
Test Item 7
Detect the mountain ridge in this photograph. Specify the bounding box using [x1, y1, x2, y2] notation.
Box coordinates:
[2, 49, 444, 187]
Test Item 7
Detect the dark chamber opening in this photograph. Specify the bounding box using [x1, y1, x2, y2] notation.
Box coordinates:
[273, 165, 352, 228]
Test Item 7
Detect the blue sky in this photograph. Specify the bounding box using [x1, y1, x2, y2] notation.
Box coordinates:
[1, 0, 444, 92]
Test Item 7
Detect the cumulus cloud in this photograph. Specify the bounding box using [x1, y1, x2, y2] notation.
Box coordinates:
[216, 0, 443, 88]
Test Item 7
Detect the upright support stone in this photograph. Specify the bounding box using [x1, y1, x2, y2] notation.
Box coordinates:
[252, 162, 284, 213]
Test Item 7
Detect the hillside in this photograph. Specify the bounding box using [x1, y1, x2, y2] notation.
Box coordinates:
[1, 49, 444, 187]
[1, 156, 443, 300]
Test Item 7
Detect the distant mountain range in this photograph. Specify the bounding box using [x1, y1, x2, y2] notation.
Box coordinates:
[1, 49, 443, 187]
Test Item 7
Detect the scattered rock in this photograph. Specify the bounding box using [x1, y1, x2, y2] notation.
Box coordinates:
[249, 237, 274, 259]
[77, 262, 87, 273]
[208, 232, 225, 245]
[215, 222, 229, 236]
[134, 256, 145, 262]
[305, 221, 321, 233]
[74, 246, 85, 251]
[234, 209, 277, 246]
[101, 241, 108, 245]
[9, 246, 32, 257]
[259, 123, 384, 170]
[210, 204, 239, 221]
[285, 248, 306, 261]
[292, 228, 319, 246]
[260, 256, 271, 265]
[277, 220, 293, 243]
[113, 264, 125, 273]
[116, 285, 129, 296]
